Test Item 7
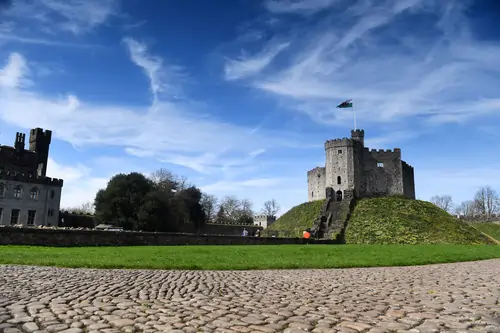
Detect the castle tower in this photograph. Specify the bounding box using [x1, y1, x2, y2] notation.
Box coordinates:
[14, 132, 26, 152]
[29, 128, 52, 177]
[351, 129, 364, 147]
[324, 137, 357, 199]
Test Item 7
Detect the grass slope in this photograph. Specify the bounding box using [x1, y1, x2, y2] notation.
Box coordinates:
[0, 245, 499, 270]
[473, 223, 500, 242]
[346, 196, 494, 245]
[262, 199, 325, 237]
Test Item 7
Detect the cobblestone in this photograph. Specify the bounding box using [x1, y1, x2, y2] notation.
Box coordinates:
[0, 260, 499, 332]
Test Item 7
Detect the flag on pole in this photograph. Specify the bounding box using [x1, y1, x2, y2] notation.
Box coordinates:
[336, 99, 353, 108]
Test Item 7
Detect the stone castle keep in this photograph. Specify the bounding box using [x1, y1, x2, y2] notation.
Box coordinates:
[308, 129, 415, 202]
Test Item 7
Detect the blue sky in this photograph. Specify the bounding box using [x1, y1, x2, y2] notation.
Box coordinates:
[0, 0, 499, 214]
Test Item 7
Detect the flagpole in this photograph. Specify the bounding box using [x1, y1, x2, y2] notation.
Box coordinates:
[353, 100, 357, 130]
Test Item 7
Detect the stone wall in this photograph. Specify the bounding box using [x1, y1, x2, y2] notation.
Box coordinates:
[58, 213, 261, 236]
[0, 227, 338, 247]
[362, 149, 403, 197]
[307, 167, 326, 201]
[402, 161, 416, 199]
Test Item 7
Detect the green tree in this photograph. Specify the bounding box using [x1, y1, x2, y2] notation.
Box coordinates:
[137, 190, 180, 232]
[176, 186, 206, 230]
[94, 172, 154, 230]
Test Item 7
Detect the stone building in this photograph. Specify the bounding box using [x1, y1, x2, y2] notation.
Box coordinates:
[253, 215, 276, 229]
[0, 128, 63, 227]
[307, 129, 415, 202]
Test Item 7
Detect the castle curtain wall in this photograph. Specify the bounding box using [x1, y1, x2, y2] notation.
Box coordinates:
[307, 167, 326, 201]
[362, 149, 403, 197]
[402, 161, 416, 199]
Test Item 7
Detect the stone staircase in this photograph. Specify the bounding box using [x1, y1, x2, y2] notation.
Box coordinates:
[311, 188, 357, 242]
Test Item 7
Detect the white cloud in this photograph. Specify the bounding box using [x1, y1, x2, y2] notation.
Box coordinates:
[265, 0, 340, 14]
[0, 41, 309, 178]
[123, 37, 170, 103]
[225, 0, 500, 128]
[224, 41, 290, 80]
[0, 32, 102, 48]
[46, 158, 108, 208]
[0, 53, 30, 89]
[6, 0, 119, 35]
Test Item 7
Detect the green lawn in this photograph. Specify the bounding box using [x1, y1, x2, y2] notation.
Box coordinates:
[0, 244, 499, 270]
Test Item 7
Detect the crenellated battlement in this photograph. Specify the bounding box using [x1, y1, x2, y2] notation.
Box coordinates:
[367, 148, 402, 158]
[254, 215, 276, 219]
[0, 170, 63, 187]
[325, 138, 355, 149]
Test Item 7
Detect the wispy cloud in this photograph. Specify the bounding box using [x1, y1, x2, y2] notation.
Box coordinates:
[0, 43, 309, 176]
[46, 157, 108, 209]
[0, 33, 102, 48]
[224, 0, 500, 131]
[6, 0, 119, 35]
[0, 0, 118, 49]
[265, 0, 340, 14]
[123, 37, 185, 103]
[224, 41, 290, 80]
[0, 53, 30, 89]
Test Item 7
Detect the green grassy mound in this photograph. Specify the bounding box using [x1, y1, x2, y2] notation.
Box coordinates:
[262, 199, 325, 237]
[472, 223, 500, 242]
[346, 196, 495, 245]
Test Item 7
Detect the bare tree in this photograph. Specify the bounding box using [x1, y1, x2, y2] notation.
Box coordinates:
[238, 198, 254, 218]
[218, 196, 240, 221]
[473, 186, 499, 217]
[219, 196, 254, 223]
[454, 200, 477, 217]
[64, 201, 95, 214]
[200, 193, 217, 222]
[149, 168, 189, 193]
[261, 199, 280, 216]
[430, 195, 453, 212]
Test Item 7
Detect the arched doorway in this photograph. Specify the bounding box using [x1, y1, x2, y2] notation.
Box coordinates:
[336, 190, 343, 201]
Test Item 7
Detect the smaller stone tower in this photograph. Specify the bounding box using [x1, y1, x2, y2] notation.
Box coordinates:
[350, 129, 364, 146]
[14, 132, 26, 153]
[29, 128, 52, 177]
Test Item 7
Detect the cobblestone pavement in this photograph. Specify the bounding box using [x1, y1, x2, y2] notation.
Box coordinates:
[0, 260, 499, 333]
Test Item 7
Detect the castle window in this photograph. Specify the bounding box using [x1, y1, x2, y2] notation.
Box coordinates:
[338, 149, 342, 154]
[27, 210, 36, 225]
[50, 190, 55, 199]
[337, 176, 342, 185]
[311, 191, 314, 198]
[377, 162, 384, 168]
[48, 209, 54, 217]
[10, 209, 20, 225]
[0, 183, 4, 196]
[13, 186, 22, 198]
[30, 187, 39, 200]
